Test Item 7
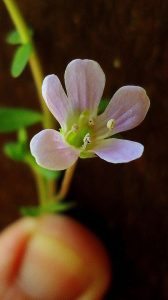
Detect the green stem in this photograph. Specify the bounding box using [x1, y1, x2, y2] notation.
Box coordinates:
[24, 155, 47, 205]
[55, 162, 77, 202]
[3, 0, 53, 129]
[32, 171, 47, 206]
[3, 0, 56, 203]
[4, 0, 78, 207]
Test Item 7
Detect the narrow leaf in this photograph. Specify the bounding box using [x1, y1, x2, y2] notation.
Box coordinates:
[6, 29, 33, 45]
[40, 202, 75, 214]
[3, 142, 26, 161]
[20, 206, 40, 216]
[0, 108, 42, 133]
[20, 202, 75, 216]
[11, 43, 32, 77]
[6, 30, 22, 45]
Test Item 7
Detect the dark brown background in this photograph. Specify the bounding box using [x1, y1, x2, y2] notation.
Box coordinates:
[0, 0, 168, 299]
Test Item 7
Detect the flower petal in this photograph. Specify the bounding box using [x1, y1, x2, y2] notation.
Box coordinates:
[95, 86, 150, 138]
[42, 75, 72, 129]
[64, 59, 105, 114]
[93, 138, 144, 163]
[30, 129, 79, 170]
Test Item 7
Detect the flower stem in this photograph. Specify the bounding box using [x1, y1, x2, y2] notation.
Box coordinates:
[31, 170, 47, 206]
[3, 0, 53, 129]
[24, 155, 47, 205]
[55, 162, 78, 202]
[3, 0, 56, 203]
[4, 0, 78, 207]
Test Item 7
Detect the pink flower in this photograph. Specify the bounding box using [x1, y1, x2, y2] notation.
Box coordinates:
[30, 59, 150, 170]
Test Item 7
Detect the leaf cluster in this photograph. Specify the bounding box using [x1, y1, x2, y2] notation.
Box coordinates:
[6, 29, 33, 77]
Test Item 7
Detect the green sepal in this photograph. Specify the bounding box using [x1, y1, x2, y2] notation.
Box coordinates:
[20, 202, 75, 217]
[6, 29, 33, 45]
[98, 98, 109, 115]
[80, 151, 95, 159]
[11, 43, 32, 77]
[0, 108, 42, 133]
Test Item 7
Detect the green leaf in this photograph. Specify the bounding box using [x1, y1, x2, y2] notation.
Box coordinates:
[20, 206, 40, 216]
[41, 202, 75, 214]
[0, 108, 42, 133]
[6, 30, 22, 45]
[11, 43, 32, 77]
[6, 29, 33, 45]
[20, 202, 75, 217]
[98, 98, 109, 115]
[3, 141, 26, 161]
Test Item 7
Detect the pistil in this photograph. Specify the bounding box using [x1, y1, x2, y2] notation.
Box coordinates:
[65, 111, 95, 149]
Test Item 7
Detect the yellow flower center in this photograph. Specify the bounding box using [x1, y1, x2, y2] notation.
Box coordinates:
[65, 111, 94, 149]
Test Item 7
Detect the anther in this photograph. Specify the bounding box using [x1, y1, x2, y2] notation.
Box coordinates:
[88, 118, 95, 126]
[107, 119, 115, 130]
[82, 133, 91, 149]
[83, 133, 91, 144]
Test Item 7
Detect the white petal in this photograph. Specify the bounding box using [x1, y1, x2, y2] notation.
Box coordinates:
[42, 75, 72, 129]
[95, 86, 150, 138]
[93, 138, 144, 163]
[30, 129, 79, 170]
[64, 59, 105, 114]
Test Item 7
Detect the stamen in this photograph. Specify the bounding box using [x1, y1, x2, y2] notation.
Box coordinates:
[88, 118, 95, 126]
[83, 133, 91, 144]
[79, 111, 89, 123]
[82, 133, 91, 149]
[107, 118, 115, 130]
[65, 124, 78, 139]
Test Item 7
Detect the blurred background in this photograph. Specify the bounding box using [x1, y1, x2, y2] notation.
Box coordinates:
[0, 0, 168, 299]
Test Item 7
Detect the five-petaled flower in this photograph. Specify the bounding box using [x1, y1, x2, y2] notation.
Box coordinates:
[30, 59, 150, 170]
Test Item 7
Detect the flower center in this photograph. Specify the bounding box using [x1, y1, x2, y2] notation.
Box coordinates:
[65, 111, 94, 149]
